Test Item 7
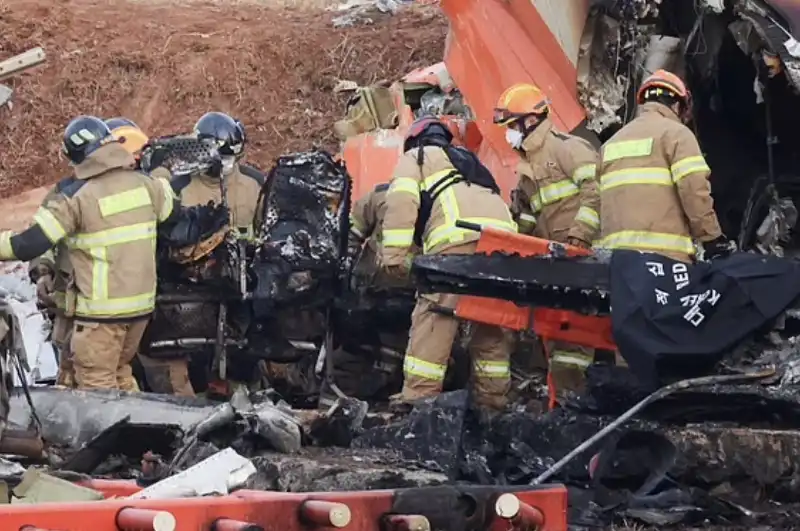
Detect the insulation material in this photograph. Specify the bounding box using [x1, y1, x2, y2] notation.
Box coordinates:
[576, 3, 659, 133]
[577, 14, 627, 132]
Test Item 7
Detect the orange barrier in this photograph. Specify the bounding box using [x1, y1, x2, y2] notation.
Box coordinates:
[2, 481, 568, 531]
[454, 226, 615, 350]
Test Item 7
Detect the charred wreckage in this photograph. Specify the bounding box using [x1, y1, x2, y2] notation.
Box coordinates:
[8, 1, 800, 529]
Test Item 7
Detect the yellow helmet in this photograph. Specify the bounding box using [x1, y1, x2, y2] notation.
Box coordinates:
[105, 117, 149, 155]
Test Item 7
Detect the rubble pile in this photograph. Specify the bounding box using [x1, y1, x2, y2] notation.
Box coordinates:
[0, 0, 446, 197]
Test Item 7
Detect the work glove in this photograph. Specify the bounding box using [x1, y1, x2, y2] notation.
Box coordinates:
[567, 237, 591, 250]
[29, 262, 54, 284]
[35, 274, 55, 310]
[702, 235, 737, 260]
[382, 255, 414, 280]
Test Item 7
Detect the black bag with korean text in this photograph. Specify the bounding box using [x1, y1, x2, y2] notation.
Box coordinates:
[609, 250, 800, 388]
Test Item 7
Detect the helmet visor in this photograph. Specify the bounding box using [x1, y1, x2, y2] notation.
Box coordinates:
[493, 108, 532, 126]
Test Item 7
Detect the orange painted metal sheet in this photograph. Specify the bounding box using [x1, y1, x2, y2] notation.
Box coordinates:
[342, 129, 406, 203]
[455, 227, 615, 351]
[341, 102, 489, 202]
[440, 0, 589, 200]
[1, 481, 569, 531]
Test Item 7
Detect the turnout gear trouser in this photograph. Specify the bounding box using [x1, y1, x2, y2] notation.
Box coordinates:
[138, 355, 195, 397]
[53, 314, 76, 388]
[71, 318, 148, 391]
[400, 293, 512, 411]
[546, 340, 595, 401]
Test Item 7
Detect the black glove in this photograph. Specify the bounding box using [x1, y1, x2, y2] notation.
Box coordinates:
[702, 235, 737, 260]
[159, 203, 230, 247]
[208, 158, 223, 179]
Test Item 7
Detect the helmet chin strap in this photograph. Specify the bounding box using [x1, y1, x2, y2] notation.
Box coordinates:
[519, 114, 545, 139]
[221, 156, 236, 176]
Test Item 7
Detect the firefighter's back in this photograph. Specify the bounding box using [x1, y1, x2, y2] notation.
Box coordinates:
[598, 104, 696, 260]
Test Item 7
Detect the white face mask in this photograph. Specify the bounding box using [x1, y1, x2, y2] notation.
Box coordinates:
[221, 156, 236, 176]
[505, 128, 524, 149]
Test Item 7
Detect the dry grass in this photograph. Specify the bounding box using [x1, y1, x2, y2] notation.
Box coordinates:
[0, 0, 446, 197]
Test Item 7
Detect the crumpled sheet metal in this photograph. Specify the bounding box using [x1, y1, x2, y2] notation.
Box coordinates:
[8, 388, 219, 449]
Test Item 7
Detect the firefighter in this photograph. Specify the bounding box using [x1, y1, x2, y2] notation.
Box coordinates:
[1, 115, 178, 391]
[30, 117, 151, 388]
[381, 116, 517, 411]
[494, 83, 601, 399]
[138, 111, 264, 397]
[348, 182, 419, 289]
[494, 83, 600, 245]
[598, 69, 733, 262]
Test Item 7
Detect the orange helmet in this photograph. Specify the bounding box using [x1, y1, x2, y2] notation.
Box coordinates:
[636, 69, 691, 107]
[494, 83, 550, 126]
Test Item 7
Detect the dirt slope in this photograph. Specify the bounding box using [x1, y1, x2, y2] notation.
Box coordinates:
[0, 0, 446, 200]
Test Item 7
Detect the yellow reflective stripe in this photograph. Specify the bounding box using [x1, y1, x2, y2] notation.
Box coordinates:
[421, 169, 458, 191]
[382, 228, 414, 248]
[575, 206, 599, 229]
[423, 215, 516, 253]
[530, 195, 542, 214]
[598, 230, 695, 255]
[388, 177, 420, 197]
[421, 185, 458, 251]
[599, 168, 672, 191]
[403, 355, 446, 381]
[155, 177, 175, 222]
[98, 187, 152, 218]
[90, 246, 108, 301]
[474, 360, 510, 378]
[602, 138, 654, 162]
[538, 180, 579, 206]
[519, 212, 537, 225]
[670, 155, 710, 183]
[33, 208, 67, 243]
[572, 164, 597, 183]
[0, 232, 14, 260]
[76, 291, 156, 317]
[464, 217, 517, 233]
[67, 222, 156, 249]
[551, 350, 593, 368]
